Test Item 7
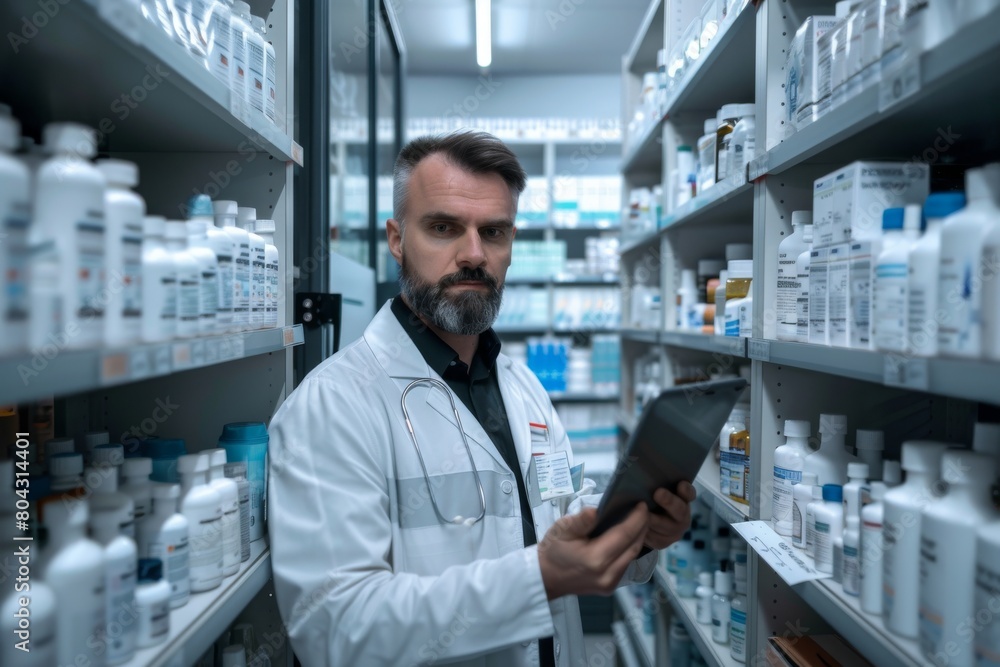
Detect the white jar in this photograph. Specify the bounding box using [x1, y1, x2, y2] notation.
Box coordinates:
[121, 457, 154, 523]
[237, 1, 264, 114]
[842, 514, 861, 597]
[728, 113, 756, 181]
[208, 0, 234, 84]
[805, 482, 823, 557]
[251, 15, 277, 123]
[228, 1, 251, 114]
[882, 441, 947, 638]
[225, 461, 252, 561]
[214, 200, 251, 331]
[0, 582, 56, 666]
[135, 558, 171, 648]
[137, 483, 191, 609]
[860, 481, 887, 615]
[87, 459, 136, 540]
[90, 506, 138, 665]
[186, 220, 220, 335]
[711, 569, 732, 644]
[842, 461, 870, 525]
[854, 429, 884, 482]
[803, 413, 857, 487]
[777, 214, 812, 341]
[695, 571, 714, 625]
[164, 221, 201, 338]
[42, 499, 106, 667]
[96, 159, 145, 347]
[189, 195, 234, 332]
[238, 207, 266, 329]
[772, 419, 812, 536]
[729, 577, 748, 663]
[177, 454, 224, 592]
[792, 471, 818, 549]
[873, 205, 920, 352]
[255, 219, 280, 329]
[140, 216, 177, 342]
[696, 118, 717, 194]
[208, 449, 242, 576]
[975, 517, 1000, 665]
[813, 484, 844, 574]
[32, 123, 107, 348]
[0, 111, 30, 356]
[795, 229, 813, 343]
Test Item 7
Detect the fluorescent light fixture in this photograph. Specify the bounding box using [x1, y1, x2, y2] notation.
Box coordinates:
[476, 0, 491, 68]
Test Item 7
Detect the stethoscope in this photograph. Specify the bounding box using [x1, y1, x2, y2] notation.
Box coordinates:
[400, 378, 487, 527]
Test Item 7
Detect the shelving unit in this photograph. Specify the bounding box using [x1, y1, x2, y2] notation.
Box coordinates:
[2, 1, 302, 665]
[611, 621, 643, 667]
[613, 587, 656, 667]
[618, 1, 1000, 666]
[653, 566, 743, 667]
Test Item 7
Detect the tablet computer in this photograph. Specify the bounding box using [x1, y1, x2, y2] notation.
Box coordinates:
[590, 377, 748, 538]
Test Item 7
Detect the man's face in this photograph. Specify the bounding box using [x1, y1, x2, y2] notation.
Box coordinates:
[387, 153, 516, 335]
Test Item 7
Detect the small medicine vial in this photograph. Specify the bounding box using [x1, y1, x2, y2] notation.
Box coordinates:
[135, 558, 171, 648]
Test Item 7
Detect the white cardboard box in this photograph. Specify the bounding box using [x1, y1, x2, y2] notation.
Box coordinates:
[787, 16, 839, 132]
[809, 246, 831, 345]
[827, 243, 851, 347]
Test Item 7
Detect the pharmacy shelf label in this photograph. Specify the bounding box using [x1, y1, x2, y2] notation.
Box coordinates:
[878, 56, 921, 113]
[129, 349, 153, 380]
[748, 339, 770, 362]
[283, 326, 296, 346]
[291, 142, 305, 167]
[732, 521, 831, 586]
[749, 153, 769, 181]
[882, 354, 929, 391]
[232, 334, 246, 358]
[101, 352, 129, 384]
[98, 0, 141, 43]
[172, 342, 193, 370]
[153, 346, 172, 375]
[191, 340, 206, 367]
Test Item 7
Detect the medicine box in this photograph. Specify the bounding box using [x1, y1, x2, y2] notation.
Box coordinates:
[813, 161, 929, 247]
[808, 246, 830, 346]
[786, 15, 839, 132]
[827, 243, 851, 347]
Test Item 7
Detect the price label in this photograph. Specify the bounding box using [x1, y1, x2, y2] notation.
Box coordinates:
[172, 342, 193, 369]
[204, 339, 220, 365]
[282, 326, 296, 346]
[748, 153, 769, 181]
[153, 346, 172, 375]
[232, 335, 246, 358]
[732, 521, 831, 586]
[291, 142, 304, 166]
[101, 353, 129, 384]
[98, 0, 142, 43]
[883, 354, 929, 390]
[878, 56, 921, 112]
[748, 338, 770, 362]
[129, 349, 153, 380]
[191, 340, 206, 367]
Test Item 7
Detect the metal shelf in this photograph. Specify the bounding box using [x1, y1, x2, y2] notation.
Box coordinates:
[515, 222, 622, 233]
[547, 391, 620, 402]
[504, 275, 621, 286]
[123, 540, 271, 667]
[653, 566, 743, 667]
[0, 325, 304, 405]
[661, 332, 748, 357]
[753, 339, 1000, 406]
[659, 174, 754, 232]
[694, 457, 749, 525]
[612, 621, 643, 667]
[621, 329, 661, 344]
[622, 115, 668, 176]
[751, 5, 1000, 179]
[620, 228, 661, 255]
[494, 326, 620, 335]
[0, 1, 302, 165]
[614, 588, 655, 667]
[664, 0, 756, 118]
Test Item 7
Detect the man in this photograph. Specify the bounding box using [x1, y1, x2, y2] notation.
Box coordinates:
[268, 131, 695, 666]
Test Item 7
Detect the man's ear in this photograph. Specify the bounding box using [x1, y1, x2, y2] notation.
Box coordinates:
[386, 218, 403, 264]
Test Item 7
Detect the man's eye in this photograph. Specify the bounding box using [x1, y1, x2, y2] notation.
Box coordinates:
[433, 224, 450, 233]
[483, 227, 502, 238]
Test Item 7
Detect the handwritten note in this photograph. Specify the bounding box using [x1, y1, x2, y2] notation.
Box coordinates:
[731, 520, 831, 586]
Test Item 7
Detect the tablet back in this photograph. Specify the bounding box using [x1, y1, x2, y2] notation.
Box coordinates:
[590, 377, 748, 538]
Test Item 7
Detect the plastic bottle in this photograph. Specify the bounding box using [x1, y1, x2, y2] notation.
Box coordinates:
[0, 582, 57, 666]
[135, 558, 171, 648]
[229, 2, 252, 114]
[42, 499, 106, 667]
[938, 165, 1000, 357]
[677, 268, 697, 329]
[0, 110, 31, 356]
[140, 216, 177, 342]
[189, 195, 234, 333]
[714, 268, 728, 335]
[31, 123, 107, 348]
[919, 451, 997, 667]
[980, 200, 1000, 359]
[676, 145, 696, 209]
[243, 217, 267, 329]
[719, 406, 745, 498]
[45, 436, 76, 468]
[182, 218, 218, 335]
[668, 530, 693, 575]
[842, 461, 870, 525]
[697, 118, 717, 194]
[88, 460, 136, 539]
[873, 205, 922, 352]
[841, 514, 861, 597]
[219, 422, 269, 540]
[773, 419, 812, 536]
[208, 449, 242, 576]
[224, 461, 252, 561]
[711, 567, 732, 644]
[728, 112, 755, 182]
[805, 482, 824, 557]
[96, 159, 145, 347]
[715, 104, 753, 183]
[724, 260, 753, 337]
[738, 289, 753, 338]
[803, 413, 856, 487]
[795, 225, 814, 343]
[254, 219, 280, 328]
[38, 452, 86, 523]
[137, 483, 191, 608]
[854, 429, 884, 482]
[730, 576, 748, 663]
[91, 441, 123, 477]
[91, 505, 138, 665]
[882, 459, 902, 486]
[728, 418, 751, 505]
[975, 517, 1000, 666]
[207, 0, 233, 84]
[696, 571, 714, 624]
[164, 220, 202, 338]
[777, 214, 812, 341]
[882, 440, 947, 638]
[792, 471, 818, 549]
[83, 430, 111, 466]
[669, 618, 692, 667]
[251, 15, 277, 123]
[908, 192, 966, 357]
[242, 4, 266, 115]
[122, 457, 154, 523]
[860, 481, 887, 615]
[214, 201, 251, 331]
[973, 421, 1000, 509]
[813, 484, 844, 574]
[177, 453, 224, 592]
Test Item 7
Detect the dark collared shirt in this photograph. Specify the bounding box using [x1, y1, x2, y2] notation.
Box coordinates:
[392, 297, 555, 666]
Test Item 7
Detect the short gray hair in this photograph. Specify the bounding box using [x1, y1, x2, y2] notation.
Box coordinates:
[392, 131, 527, 224]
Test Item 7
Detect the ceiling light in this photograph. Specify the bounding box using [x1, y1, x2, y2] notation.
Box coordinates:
[476, 0, 491, 68]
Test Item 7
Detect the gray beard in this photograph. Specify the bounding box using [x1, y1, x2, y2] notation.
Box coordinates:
[398, 259, 504, 336]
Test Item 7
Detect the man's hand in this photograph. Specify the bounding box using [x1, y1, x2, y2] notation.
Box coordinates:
[538, 503, 649, 600]
[643, 481, 697, 551]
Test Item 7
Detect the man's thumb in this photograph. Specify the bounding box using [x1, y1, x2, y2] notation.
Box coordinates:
[556, 507, 599, 538]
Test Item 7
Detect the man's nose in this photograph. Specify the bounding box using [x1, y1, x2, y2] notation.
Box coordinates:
[456, 229, 487, 268]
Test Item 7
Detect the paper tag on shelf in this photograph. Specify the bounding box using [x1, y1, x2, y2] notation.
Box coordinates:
[232, 335, 246, 358]
[748, 339, 770, 362]
[204, 339, 220, 365]
[282, 326, 296, 346]
[129, 349, 152, 380]
[153, 346, 172, 375]
[749, 153, 769, 181]
[291, 142, 304, 166]
[883, 354, 929, 390]
[98, 0, 142, 43]
[732, 521, 831, 586]
[172, 342, 193, 369]
[191, 340, 206, 367]
[878, 56, 921, 113]
[100, 353, 129, 384]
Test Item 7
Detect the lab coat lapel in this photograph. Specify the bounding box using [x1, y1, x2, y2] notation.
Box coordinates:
[421, 388, 509, 471]
[496, 356, 532, 482]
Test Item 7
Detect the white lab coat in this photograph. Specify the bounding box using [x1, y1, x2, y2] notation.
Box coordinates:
[268, 301, 655, 666]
